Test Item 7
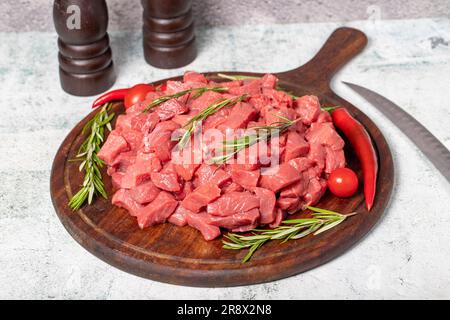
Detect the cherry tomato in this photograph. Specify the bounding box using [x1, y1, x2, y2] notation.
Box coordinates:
[124, 84, 154, 109]
[328, 168, 359, 198]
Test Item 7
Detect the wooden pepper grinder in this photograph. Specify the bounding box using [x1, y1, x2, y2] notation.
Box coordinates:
[142, 0, 197, 69]
[53, 0, 116, 96]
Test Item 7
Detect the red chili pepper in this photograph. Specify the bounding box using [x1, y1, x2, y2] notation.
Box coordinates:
[331, 108, 378, 211]
[92, 88, 128, 109]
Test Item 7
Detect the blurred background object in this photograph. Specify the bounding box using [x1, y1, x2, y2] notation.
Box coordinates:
[53, 0, 116, 96]
[2, 0, 449, 32]
[141, 0, 196, 69]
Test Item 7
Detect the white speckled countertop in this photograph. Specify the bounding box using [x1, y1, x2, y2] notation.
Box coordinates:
[0, 18, 449, 299]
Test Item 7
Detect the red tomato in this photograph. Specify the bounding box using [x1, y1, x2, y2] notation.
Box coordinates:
[124, 84, 154, 109]
[328, 168, 359, 198]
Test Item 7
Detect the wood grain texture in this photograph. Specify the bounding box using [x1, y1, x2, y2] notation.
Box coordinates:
[50, 27, 394, 287]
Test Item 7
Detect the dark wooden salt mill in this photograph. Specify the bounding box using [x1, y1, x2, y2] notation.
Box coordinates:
[53, 0, 116, 96]
[142, 0, 197, 69]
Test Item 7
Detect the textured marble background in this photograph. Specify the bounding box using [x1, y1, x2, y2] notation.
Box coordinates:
[0, 1, 450, 300]
[1, 0, 450, 31]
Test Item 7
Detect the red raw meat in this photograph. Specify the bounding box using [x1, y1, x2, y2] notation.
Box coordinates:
[102, 71, 346, 240]
[98, 132, 129, 165]
[209, 208, 260, 232]
[130, 180, 160, 204]
[253, 187, 276, 224]
[230, 169, 260, 189]
[136, 191, 178, 228]
[186, 212, 221, 241]
[181, 183, 221, 213]
[295, 95, 321, 125]
[207, 192, 260, 216]
[112, 189, 142, 217]
[259, 163, 301, 192]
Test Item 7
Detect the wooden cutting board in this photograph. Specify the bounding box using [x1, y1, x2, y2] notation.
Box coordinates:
[50, 27, 394, 287]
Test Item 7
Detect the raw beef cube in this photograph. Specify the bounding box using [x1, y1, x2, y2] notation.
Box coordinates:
[288, 157, 315, 173]
[221, 182, 244, 194]
[202, 108, 231, 130]
[195, 164, 231, 187]
[130, 180, 160, 204]
[115, 114, 133, 131]
[261, 74, 278, 89]
[112, 189, 142, 217]
[304, 178, 327, 206]
[136, 191, 178, 228]
[181, 183, 221, 213]
[183, 71, 208, 84]
[317, 110, 332, 123]
[97, 131, 129, 165]
[172, 110, 197, 126]
[230, 169, 260, 189]
[155, 99, 188, 121]
[168, 205, 192, 227]
[280, 179, 308, 198]
[217, 102, 258, 130]
[110, 151, 136, 173]
[306, 122, 345, 151]
[277, 197, 299, 212]
[324, 147, 346, 174]
[263, 89, 293, 107]
[131, 112, 160, 133]
[249, 95, 270, 115]
[121, 160, 155, 189]
[253, 187, 276, 224]
[284, 131, 310, 161]
[228, 79, 262, 95]
[307, 143, 326, 169]
[151, 171, 181, 192]
[142, 121, 180, 162]
[135, 151, 162, 172]
[259, 163, 301, 192]
[111, 172, 125, 189]
[173, 181, 194, 201]
[174, 163, 200, 181]
[269, 208, 286, 228]
[207, 192, 260, 216]
[186, 212, 221, 241]
[120, 129, 143, 151]
[209, 208, 260, 232]
[190, 90, 223, 111]
[295, 95, 321, 125]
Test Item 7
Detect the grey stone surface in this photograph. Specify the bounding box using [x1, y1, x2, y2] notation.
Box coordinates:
[0, 17, 450, 299]
[1, 0, 450, 32]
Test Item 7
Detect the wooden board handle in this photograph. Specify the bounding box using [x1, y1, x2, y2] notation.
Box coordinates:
[278, 27, 368, 90]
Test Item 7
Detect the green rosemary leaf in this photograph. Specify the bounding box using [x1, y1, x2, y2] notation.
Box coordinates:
[222, 207, 358, 263]
[217, 73, 260, 81]
[68, 104, 115, 210]
[321, 106, 337, 112]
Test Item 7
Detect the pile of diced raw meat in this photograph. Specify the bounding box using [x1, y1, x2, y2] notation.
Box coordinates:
[97, 71, 345, 240]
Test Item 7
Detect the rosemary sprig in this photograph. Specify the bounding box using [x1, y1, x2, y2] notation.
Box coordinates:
[177, 94, 248, 148]
[68, 104, 115, 210]
[217, 73, 260, 81]
[142, 86, 228, 113]
[210, 115, 299, 164]
[321, 106, 337, 112]
[223, 206, 358, 263]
